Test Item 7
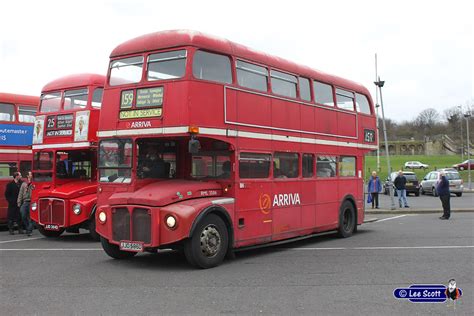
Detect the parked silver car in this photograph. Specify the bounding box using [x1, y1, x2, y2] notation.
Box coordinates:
[419, 171, 464, 197]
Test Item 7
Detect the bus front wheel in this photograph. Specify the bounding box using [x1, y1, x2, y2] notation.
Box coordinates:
[184, 214, 229, 269]
[337, 201, 356, 238]
[100, 237, 137, 259]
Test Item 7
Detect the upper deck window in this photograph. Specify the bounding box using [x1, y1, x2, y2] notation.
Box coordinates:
[0, 103, 15, 121]
[336, 88, 355, 111]
[40, 92, 61, 113]
[193, 50, 232, 84]
[356, 93, 371, 115]
[91, 88, 103, 108]
[299, 77, 311, 101]
[64, 88, 88, 110]
[236, 60, 268, 92]
[313, 81, 334, 106]
[147, 50, 187, 81]
[271, 70, 297, 98]
[109, 56, 144, 86]
[18, 106, 36, 122]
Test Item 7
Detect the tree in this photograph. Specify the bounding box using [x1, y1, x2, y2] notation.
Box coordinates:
[415, 108, 440, 130]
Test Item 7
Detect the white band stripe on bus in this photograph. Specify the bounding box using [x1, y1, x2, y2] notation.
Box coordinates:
[32, 142, 92, 150]
[97, 126, 378, 150]
[0, 149, 32, 154]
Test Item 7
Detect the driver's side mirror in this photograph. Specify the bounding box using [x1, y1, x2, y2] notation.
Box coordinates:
[423, 177, 427, 180]
[188, 137, 201, 154]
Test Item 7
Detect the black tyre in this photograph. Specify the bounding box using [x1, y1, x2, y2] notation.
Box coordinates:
[337, 201, 356, 238]
[415, 191, 420, 197]
[456, 193, 462, 197]
[88, 217, 100, 241]
[184, 214, 229, 269]
[420, 187, 425, 195]
[37, 225, 65, 238]
[100, 237, 137, 259]
[432, 187, 438, 197]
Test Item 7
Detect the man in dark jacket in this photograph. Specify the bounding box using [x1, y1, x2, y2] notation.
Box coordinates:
[394, 170, 409, 208]
[4, 172, 23, 234]
[437, 171, 451, 220]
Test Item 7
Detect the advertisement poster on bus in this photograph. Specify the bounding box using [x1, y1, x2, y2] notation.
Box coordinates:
[0, 123, 34, 146]
[32, 115, 45, 144]
[74, 110, 90, 142]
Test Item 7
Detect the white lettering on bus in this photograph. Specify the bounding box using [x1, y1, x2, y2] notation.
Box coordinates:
[273, 193, 301, 207]
[130, 121, 152, 128]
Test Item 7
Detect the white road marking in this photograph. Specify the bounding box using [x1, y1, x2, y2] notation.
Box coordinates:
[0, 237, 43, 244]
[287, 245, 474, 251]
[374, 215, 409, 222]
[0, 248, 102, 251]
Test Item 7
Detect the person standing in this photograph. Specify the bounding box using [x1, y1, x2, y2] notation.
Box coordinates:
[367, 171, 382, 209]
[18, 171, 34, 236]
[394, 170, 409, 208]
[437, 171, 451, 220]
[4, 172, 23, 234]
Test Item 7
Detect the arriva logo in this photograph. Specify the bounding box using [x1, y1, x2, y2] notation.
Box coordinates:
[273, 193, 301, 207]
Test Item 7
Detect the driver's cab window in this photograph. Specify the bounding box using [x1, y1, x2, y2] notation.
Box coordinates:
[137, 139, 177, 179]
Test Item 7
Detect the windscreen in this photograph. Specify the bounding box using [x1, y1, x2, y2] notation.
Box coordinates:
[55, 150, 93, 180]
[98, 139, 132, 183]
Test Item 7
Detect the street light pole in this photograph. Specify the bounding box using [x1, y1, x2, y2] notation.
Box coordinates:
[374, 76, 396, 210]
[464, 111, 471, 189]
[375, 54, 380, 172]
[458, 105, 464, 161]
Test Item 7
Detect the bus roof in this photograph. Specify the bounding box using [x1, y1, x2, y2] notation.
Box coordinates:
[42, 73, 106, 92]
[0, 93, 39, 106]
[110, 30, 369, 94]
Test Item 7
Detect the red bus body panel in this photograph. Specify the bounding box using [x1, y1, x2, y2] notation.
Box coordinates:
[96, 30, 377, 250]
[0, 93, 38, 223]
[30, 74, 105, 230]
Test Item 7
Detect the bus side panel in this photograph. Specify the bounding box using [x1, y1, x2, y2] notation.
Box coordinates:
[271, 98, 301, 131]
[315, 106, 337, 135]
[337, 111, 357, 138]
[301, 179, 316, 229]
[225, 89, 272, 127]
[234, 180, 272, 247]
[315, 179, 339, 229]
[271, 180, 301, 237]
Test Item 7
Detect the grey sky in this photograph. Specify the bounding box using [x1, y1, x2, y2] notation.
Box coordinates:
[1, 0, 472, 121]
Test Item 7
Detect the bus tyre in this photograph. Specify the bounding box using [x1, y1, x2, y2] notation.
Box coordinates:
[88, 218, 100, 241]
[184, 214, 228, 269]
[100, 237, 137, 259]
[37, 225, 65, 238]
[337, 201, 356, 238]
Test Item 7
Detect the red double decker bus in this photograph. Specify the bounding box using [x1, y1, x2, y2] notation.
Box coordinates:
[95, 30, 377, 268]
[30, 74, 105, 239]
[0, 93, 38, 224]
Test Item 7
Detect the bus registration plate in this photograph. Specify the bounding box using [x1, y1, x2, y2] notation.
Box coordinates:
[44, 224, 60, 231]
[120, 241, 144, 252]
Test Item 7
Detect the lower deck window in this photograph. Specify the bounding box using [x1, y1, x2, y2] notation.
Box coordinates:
[317, 156, 336, 178]
[339, 156, 356, 177]
[239, 153, 270, 178]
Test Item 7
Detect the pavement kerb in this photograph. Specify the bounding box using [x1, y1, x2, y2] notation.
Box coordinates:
[366, 208, 474, 215]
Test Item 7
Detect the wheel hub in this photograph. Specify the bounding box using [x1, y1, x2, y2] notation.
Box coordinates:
[200, 225, 221, 258]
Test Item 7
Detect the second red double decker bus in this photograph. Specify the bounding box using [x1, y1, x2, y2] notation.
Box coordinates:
[95, 30, 378, 268]
[30, 74, 104, 239]
[0, 93, 38, 224]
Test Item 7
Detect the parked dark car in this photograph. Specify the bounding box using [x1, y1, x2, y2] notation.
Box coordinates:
[384, 171, 420, 196]
[452, 159, 474, 171]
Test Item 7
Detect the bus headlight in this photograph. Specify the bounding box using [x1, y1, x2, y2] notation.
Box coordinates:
[98, 211, 107, 224]
[72, 204, 82, 215]
[31, 202, 37, 212]
[165, 215, 177, 229]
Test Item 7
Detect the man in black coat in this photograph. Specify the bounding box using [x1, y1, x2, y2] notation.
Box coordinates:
[4, 172, 23, 234]
[437, 171, 451, 220]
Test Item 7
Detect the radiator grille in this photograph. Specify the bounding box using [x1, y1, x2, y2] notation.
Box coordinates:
[112, 207, 130, 241]
[39, 199, 65, 225]
[132, 208, 151, 243]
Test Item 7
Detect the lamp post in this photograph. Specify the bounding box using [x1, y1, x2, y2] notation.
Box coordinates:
[464, 111, 471, 189]
[458, 105, 464, 161]
[374, 76, 396, 210]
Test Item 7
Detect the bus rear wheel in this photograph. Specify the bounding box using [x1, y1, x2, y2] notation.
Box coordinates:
[88, 218, 100, 241]
[337, 201, 356, 238]
[37, 225, 65, 238]
[100, 237, 137, 259]
[184, 214, 228, 269]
